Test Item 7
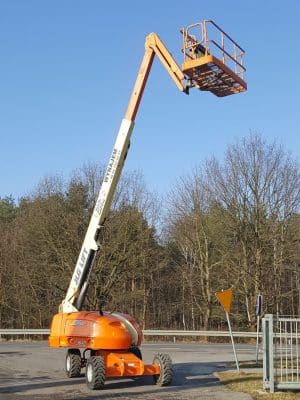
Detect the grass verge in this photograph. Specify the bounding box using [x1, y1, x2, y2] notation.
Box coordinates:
[217, 370, 300, 399]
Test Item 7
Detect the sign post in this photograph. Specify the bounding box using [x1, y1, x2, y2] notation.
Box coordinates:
[255, 294, 263, 364]
[215, 288, 240, 372]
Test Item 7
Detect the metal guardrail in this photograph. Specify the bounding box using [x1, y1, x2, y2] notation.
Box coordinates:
[0, 328, 260, 338]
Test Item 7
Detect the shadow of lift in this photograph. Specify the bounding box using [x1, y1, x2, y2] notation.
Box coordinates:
[0, 361, 228, 397]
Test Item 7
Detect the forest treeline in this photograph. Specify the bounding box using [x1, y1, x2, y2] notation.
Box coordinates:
[0, 135, 299, 331]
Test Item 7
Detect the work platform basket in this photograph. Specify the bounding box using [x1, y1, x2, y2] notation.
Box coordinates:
[181, 20, 247, 97]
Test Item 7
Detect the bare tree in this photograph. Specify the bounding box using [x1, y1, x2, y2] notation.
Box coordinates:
[163, 170, 225, 330]
[206, 134, 300, 326]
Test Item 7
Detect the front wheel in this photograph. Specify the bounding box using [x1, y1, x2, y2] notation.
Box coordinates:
[65, 349, 81, 378]
[152, 353, 173, 386]
[86, 356, 105, 390]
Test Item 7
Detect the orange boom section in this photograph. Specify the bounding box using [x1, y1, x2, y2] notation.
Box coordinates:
[49, 311, 142, 350]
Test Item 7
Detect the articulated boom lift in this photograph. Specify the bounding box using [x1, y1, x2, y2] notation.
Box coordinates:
[49, 20, 247, 390]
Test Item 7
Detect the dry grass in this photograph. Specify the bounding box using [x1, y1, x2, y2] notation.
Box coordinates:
[217, 370, 300, 400]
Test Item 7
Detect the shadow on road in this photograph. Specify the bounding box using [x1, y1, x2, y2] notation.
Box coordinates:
[0, 361, 227, 398]
[0, 351, 27, 357]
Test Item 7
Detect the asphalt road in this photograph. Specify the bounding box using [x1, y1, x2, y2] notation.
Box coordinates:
[0, 341, 256, 400]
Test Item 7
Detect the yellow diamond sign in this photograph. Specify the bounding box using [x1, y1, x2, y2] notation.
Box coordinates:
[215, 288, 233, 313]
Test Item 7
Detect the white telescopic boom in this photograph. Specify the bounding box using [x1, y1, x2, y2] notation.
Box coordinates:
[61, 118, 134, 313]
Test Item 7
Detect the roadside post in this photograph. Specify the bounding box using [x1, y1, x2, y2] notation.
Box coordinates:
[255, 294, 263, 364]
[215, 288, 240, 372]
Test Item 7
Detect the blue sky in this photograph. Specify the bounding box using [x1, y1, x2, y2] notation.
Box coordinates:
[1, 0, 300, 200]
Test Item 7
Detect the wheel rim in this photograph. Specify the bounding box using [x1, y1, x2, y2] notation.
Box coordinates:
[66, 355, 71, 372]
[86, 363, 93, 382]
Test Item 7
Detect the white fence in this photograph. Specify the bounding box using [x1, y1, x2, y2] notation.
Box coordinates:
[263, 314, 300, 393]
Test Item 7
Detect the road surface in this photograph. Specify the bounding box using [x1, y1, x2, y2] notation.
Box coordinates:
[0, 341, 255, 399]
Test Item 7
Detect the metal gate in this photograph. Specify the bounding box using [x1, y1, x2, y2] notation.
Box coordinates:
[263, 314, 300, 392]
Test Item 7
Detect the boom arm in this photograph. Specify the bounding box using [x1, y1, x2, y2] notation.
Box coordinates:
[61, 33, 188, 313]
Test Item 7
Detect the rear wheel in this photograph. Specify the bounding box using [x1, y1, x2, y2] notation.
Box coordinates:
[152, 353, 173, 386]
[65, 349, 81, 378]
[86, 356, 105, 390]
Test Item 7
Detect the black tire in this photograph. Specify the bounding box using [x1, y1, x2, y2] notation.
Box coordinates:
[65, 349, 81, 378]
[152, 353, 173, 386]
[86, 356, 105, 390]
[130, 346, 142, 360]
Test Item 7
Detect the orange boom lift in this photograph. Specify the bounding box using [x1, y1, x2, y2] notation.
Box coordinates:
[49, 20, 247, 390]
